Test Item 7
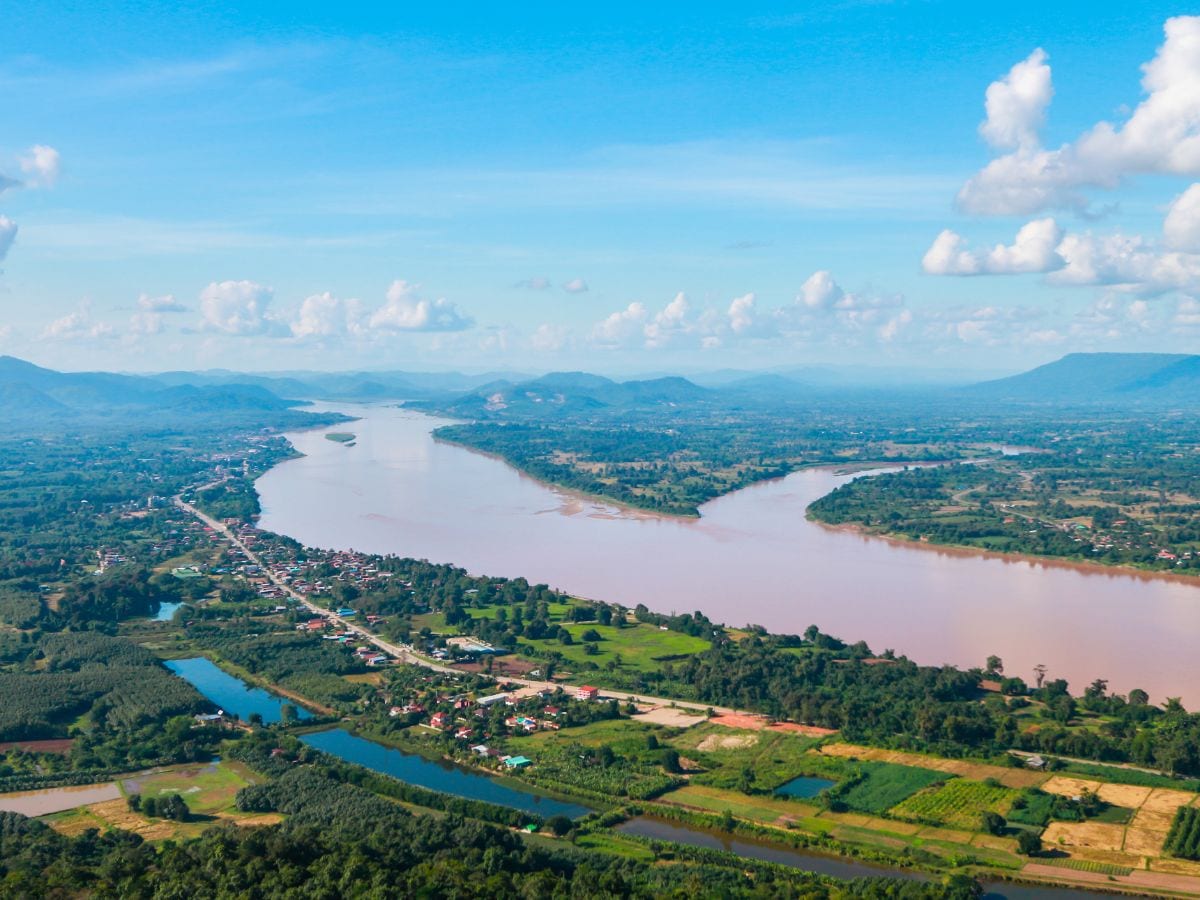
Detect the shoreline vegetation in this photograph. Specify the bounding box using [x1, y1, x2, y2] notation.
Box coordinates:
[812, 517, 1200, 587]
[436, 421, 1200, 585]
[7, 357, 1200, 896]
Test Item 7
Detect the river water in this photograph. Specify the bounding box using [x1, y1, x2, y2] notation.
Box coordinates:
[256, 404, 1200, 705]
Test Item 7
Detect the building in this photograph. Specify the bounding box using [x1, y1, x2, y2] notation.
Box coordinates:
[502, 755, 532, 769]
[575, 685, 600, 702]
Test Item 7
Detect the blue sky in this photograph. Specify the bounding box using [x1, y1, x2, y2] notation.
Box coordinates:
[2, 1, 1200, 374]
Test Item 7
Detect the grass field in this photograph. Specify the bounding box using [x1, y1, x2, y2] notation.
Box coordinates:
[670, 725, 827, 791]
[834, 762, 947, 814]
[45, 760, 275, 841]
[890, 778, 1015, 829]
[661, 783, 819, 824]
[521, 622, 710, 672]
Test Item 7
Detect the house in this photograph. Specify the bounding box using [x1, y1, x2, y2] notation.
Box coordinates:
[477, 692, 510, 708]
[454, 727, 474, 740]
[502, 755, 532, 769]
[335, 607, 357, 617]
[543, 706, 562, 718]
[1025, 754, 1048, 770]
[575, 685, 600, 702]
[429, 712, 451, 729]
[470, 744, 490, 757]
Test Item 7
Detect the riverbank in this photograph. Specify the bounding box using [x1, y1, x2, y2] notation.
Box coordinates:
[813, 518, 1200, 589]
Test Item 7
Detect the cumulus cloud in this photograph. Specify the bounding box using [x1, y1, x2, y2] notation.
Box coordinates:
[591, 302, 648, 345]
[922, 218, 1065, 275]
[727, 293, 764, 335]
[1174, 297, 1200, 327]
[644, 292, 691, 347]
[798, 271, 844, 310]
[291, 291, 367, 339]
[0, 216, 16, 262]
[1049, 231, 1200, 294]
[42, 302, 114, 341]
[19, 145, 61, 188]
[979, 49, 1053, 152]
[198, 280, 281, 336]
[530, 323, 569, 352]
[1164, 184, 1200, 251]
[369, 280, 472, 332]
[562, 277, 589, 294]
[959, 17, 1200, 215]
[129, 295, 187, 337]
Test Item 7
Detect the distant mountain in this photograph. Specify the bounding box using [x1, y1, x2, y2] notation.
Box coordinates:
[415, 371, 712, 417]
[148, 368, 532, 401]
[0, 356, 302, 421]
[969, 353, 1199, 403]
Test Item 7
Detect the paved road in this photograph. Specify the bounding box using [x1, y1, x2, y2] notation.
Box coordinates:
[175, 494, 750, 717]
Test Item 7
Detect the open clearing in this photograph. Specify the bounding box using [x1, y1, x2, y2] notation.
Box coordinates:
[1042, 820, 1127, 853]
[45, 760, 272, 842]
[632, 705, 707, 728]
[696, 732, 758, 752]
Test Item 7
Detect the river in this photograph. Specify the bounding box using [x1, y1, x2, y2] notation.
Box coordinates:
[166, 657, 588, 818]
[256, 403, 1200, 705]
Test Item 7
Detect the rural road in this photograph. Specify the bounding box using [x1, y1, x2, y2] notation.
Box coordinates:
[175, 493, 751, 718]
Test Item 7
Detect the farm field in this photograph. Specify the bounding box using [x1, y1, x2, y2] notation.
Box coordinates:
[833, 761, 947, 814]
[891, 778, 1016, 829]
[818, 742, 1049, 789]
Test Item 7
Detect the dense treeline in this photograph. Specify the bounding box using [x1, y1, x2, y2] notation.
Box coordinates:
[0, 632, 208, 740]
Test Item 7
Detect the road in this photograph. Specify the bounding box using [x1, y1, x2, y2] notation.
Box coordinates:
[175, 494, 750, 717]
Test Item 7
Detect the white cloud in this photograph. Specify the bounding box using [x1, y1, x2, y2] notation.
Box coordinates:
[1174, 297, 1200, 327]
[369, 280, 472, 332]
[1163, 184, 1200, 251]
[530, 323, 569, 352]
[19, 145, 61, 188]
[1049, 232, 1200, 294]
[727, 293, 758, 335]
[878, 309, 913, 342]
[291, 292, 367, 339]
[922, 218, 1065, 275]
[42, 302, 114, 341]
[0, 216, 16, 262]
[514, 276, 551, 291]
[562, 277, 589, 294]
[591, 302, 648, 346]
[644, 292, 691, 347]
[138, 293, 187, 313]
[798, 270, 845, 310]
[198, 279, 280, 336]
[979, 49, 1053, 152]
[959, 17, 1200, 215]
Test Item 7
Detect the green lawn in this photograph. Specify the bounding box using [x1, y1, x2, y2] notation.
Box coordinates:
[521, 622, 710, 672]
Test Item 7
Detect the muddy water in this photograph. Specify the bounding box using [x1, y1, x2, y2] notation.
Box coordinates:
[256, 403, 1200, 705]
[0, 782, 121, 816]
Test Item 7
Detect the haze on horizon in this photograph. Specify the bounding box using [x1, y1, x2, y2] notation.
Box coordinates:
[3, 2, 1200, 376]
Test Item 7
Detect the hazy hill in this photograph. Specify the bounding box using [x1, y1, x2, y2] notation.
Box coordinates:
[969, 353, 1199, 403]
[414, 371, 711, 417]
[0, 356, 305, 424]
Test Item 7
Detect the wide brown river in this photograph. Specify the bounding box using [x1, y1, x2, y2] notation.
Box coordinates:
[256, 403, 1200, 705]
